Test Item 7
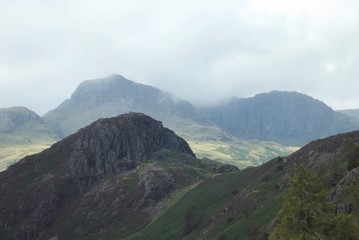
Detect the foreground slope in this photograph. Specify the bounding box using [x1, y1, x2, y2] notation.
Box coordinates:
[0, 113, 219, 240]
[0, 107, 58, 171]
[202, 91, 359, 146]
[129, 130, 359, 239]
[1, 113, 359, 239]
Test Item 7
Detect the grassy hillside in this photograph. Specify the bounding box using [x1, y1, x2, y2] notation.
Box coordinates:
[126, 159, 284, 240]
[124, 130, 359, 240]
[0, 140, 54, 171]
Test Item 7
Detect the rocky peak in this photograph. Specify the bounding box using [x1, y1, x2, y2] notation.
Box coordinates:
[43, 75, 195, 137]
[48, 112, 194, 178]
[0, 112, 198, 239]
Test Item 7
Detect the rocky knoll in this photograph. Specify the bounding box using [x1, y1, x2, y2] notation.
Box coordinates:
[0, 113, 202, 240]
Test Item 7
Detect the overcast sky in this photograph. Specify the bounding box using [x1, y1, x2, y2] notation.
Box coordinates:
[1, 0, 359, 115]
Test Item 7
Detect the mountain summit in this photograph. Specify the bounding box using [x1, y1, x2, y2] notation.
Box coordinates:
[202, 91, 359, 145]
[43, 75, 195, 137]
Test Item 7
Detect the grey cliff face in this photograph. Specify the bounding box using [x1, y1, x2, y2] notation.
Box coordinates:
[61, 112, 194, 177]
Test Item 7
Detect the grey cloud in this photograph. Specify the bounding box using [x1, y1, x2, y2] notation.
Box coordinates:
[1, 0, 359, 114]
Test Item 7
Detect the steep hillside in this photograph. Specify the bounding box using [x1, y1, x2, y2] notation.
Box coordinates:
[0, 107, 58, 171]
[128, 130, 359, 239]
[0, 113, 225, 240]
[202, 91, 359, 146]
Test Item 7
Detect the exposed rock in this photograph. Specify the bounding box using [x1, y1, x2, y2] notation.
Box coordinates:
[331, 167, 359, 213]
[137, 163, 175, 209]
[215, 164, 239, 173]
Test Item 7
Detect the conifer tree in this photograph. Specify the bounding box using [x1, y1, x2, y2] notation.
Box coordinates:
[269, 165, 327, 240]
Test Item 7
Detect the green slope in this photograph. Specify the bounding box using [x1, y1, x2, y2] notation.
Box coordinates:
[126, 159, 284, 240]
[125, 130, 359, 240]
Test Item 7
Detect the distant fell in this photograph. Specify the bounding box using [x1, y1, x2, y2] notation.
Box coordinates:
[201, 91, 359, 146]
[0, 106, 46, 133]
[0, 107, 58, 171]
[43, 74, 195, 137]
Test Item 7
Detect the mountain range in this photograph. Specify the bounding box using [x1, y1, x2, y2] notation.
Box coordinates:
[1, 112, 358, 239]
[1, 74, 358, 171]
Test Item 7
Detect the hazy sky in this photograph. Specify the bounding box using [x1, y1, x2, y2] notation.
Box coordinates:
[1, 0, 359, 115]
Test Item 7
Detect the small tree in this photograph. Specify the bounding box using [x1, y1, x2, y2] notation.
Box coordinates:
[269, 165, 327, 240]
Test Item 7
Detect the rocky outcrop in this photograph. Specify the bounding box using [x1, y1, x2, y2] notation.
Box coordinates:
[137, 163, 175, 209]
[331, 167, 359, 213]
[215, 164, 240, 174]
[60, 112, 194, 178]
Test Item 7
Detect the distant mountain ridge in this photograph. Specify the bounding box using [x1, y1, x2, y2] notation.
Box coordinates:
[43, 76, 359, 146]
[201, 91, 359, 145]
[1, 74, 358, 170]
[41, 75, 297, 168]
